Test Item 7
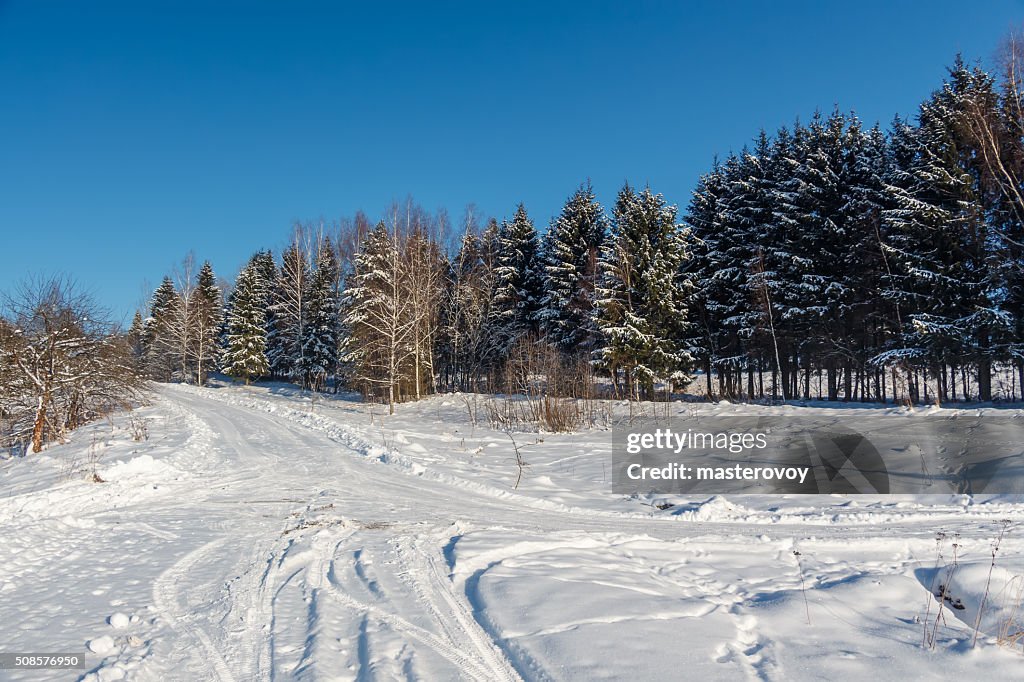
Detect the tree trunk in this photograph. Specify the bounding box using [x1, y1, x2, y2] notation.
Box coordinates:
[704, 357, 713, 399]
[978, 358, 992, 402]
[31, 393, 50, 453]
[414, 330, 422, 401]
[1018, 360, 1024, 403]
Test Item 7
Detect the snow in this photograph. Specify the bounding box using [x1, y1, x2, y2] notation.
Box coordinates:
[2, 382, 1024, 680]
[98, 455, 183, 483]
[108, 613, 130, 629]
[87, 636, 115, 655]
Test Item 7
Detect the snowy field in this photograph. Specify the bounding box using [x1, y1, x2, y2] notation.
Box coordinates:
[3, 383, 1024, 681]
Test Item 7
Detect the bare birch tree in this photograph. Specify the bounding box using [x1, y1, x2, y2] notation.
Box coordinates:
[342, 222, 417, 414]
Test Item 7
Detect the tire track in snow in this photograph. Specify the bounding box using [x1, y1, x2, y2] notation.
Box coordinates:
[151, 537, 237, 682]
[221, 535, 282, 682]
[305, 529, 519, 681]
[394, 535, 523, 682]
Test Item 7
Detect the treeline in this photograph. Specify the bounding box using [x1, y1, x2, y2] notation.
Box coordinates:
[687, 55, 1024, 403]
[139, 51, 1024, 406]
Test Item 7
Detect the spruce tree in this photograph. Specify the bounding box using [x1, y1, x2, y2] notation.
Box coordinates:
[192, 261, 222, 385]
[882, 59, 1003, 399]
[687, 153, 753, 398]
[143, 277, 178, 381]
[782, 111, 849, 400]
[595, 184, 694, 399]
[438, 227, 481, 390]
[299, 237, 340, 390]
[541, 182, 609, 356]
[837, 119, 892, 400]
[439, 219, 503, 390]
[127, 311, 145, 361]
[490, 204, 544, 357]
[684, 161, 727, 396]
[740, 130, 796, 399]
[222, 260, 270, 384]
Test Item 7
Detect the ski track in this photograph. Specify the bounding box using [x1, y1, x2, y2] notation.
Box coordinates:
[140, 387, 525, 681]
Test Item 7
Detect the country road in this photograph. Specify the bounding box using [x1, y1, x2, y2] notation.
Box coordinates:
[2, 384, 1024, 681]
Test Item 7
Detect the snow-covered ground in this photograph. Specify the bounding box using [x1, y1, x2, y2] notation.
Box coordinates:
[2, 383, 1024, 681]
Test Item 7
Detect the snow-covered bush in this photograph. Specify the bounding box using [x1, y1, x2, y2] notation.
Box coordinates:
[0, 276, 146, 453]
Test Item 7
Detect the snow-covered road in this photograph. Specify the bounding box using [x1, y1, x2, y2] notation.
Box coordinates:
[3, 385, 1024, 681]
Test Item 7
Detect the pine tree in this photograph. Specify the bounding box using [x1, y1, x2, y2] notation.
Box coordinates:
[143, 277, 177, 381]
[192, 261, 222, 385]
[476, 218, 503, 379]
[490, 204, 544, 359]
[739, 129, 797, 399]
[781, 111, 850, 400]
[249, 250, 277, 356]
[882, 59, 1003, 400]
[299, 237, 340, 390]
[221, 259, 270, 384]
[686, 153, 754, 398]
[251, 250, 277, 298]
[127, 311, 145, 361]
[684, 160, 728, 396]
[595, 184, 694, 399]
[541, 182, 609, 355]
[837, 119, 893, 400]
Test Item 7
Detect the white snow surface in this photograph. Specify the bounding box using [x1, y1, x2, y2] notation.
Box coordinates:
[2, 382, 1024, 680]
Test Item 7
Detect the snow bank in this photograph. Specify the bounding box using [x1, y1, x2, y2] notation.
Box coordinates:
[99, 455, 184, 483]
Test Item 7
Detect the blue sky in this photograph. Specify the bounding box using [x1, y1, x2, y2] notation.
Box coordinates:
[2, 0, 1023, 322]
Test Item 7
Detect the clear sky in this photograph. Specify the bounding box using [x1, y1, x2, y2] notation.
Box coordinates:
[2, 0, 1023, 322]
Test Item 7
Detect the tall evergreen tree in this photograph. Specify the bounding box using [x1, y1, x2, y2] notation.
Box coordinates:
[143, 277, 177, 381]
[192, 261, 222, 385]
[595, 184, 694, 399]
[127, 311, 145, 361]
[882, 58, 1004, 399]
[299, 237, 340, 390]
[221, 259, 270, 384]
[439, 227, 480, 390]
[490, 204, 544, 357]
[781, 111, 850, 400]
[684, 160, 729, 396]
[837, 119, 893, 400]
[541, 182, 609, 355]
[687, 153, 755, 398]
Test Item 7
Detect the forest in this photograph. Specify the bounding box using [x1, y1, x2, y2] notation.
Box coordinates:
[5, 45, 1024, 452]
